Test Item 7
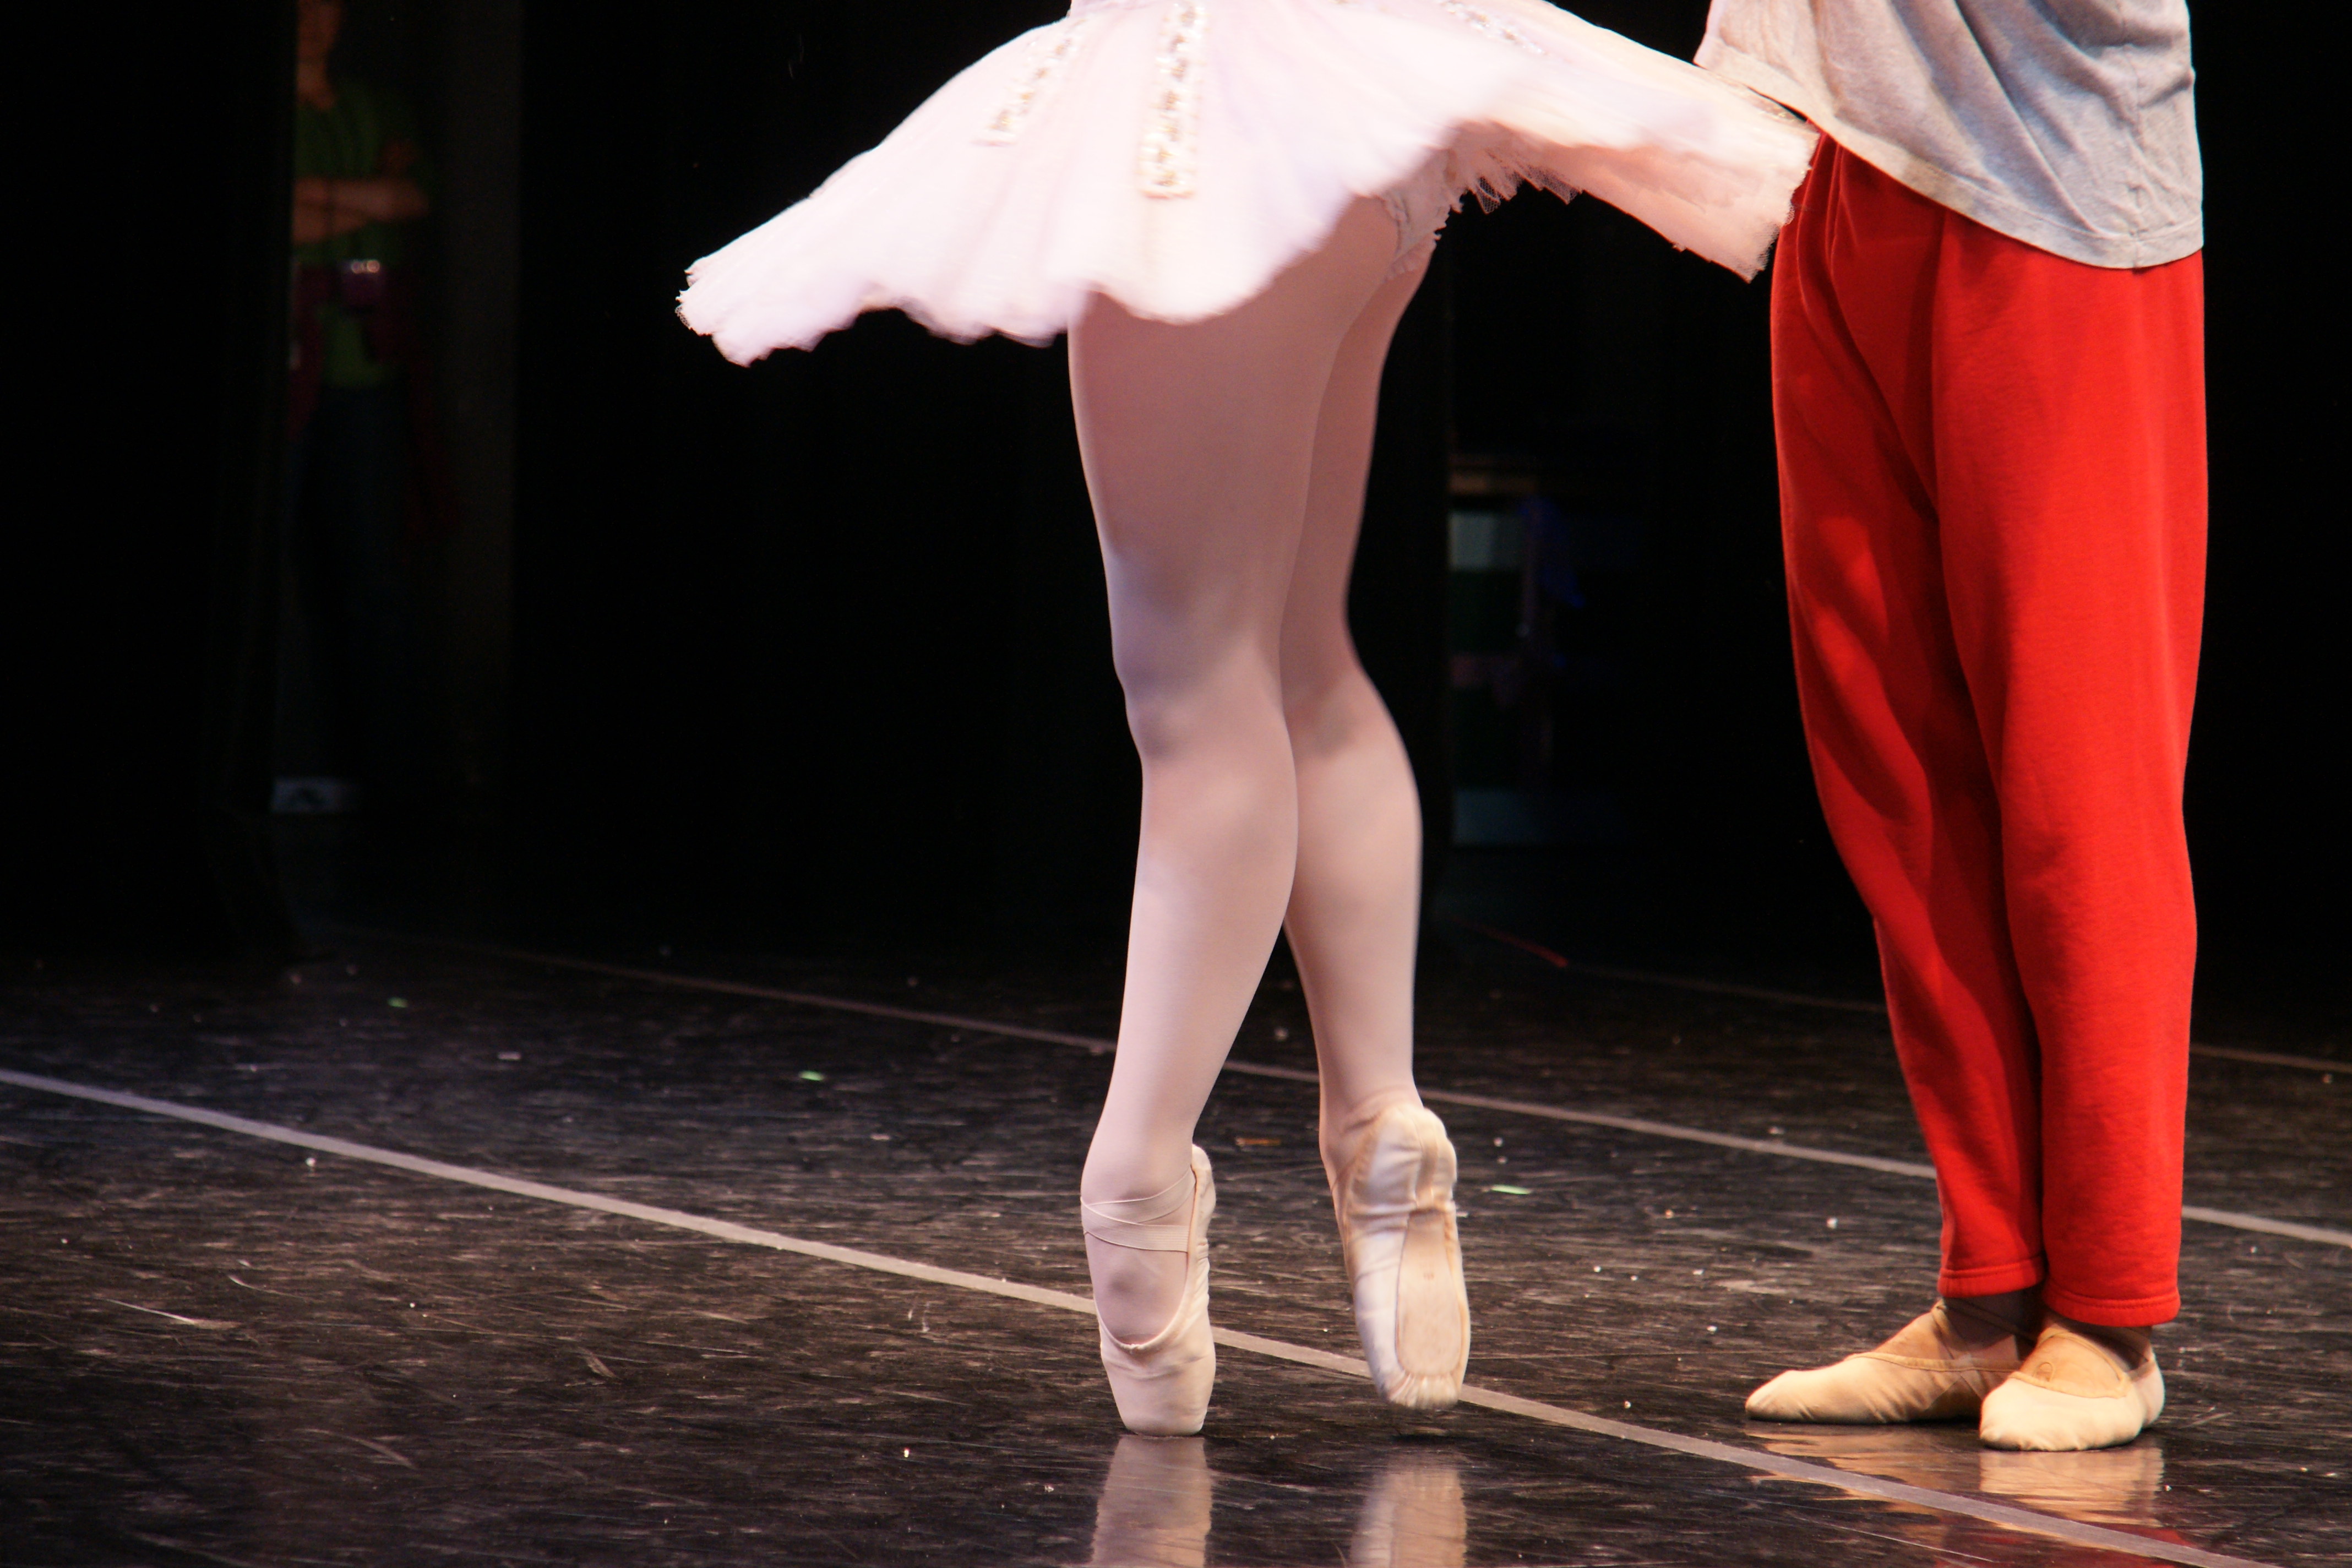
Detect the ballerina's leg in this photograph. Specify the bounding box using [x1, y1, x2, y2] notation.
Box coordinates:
[1278, 251, 1474, 1408]
[1278, 255, 1433, 1158]
[1071, 198, 1407, 1346]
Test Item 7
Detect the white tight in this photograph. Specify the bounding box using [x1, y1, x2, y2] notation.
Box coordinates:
[1072, 197, 1430, 1341]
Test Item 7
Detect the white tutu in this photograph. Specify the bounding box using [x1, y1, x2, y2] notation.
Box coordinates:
[679, 0, 1816, 364]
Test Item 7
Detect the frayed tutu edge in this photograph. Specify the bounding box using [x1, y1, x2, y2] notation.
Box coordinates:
[677, 0, 1815, 362]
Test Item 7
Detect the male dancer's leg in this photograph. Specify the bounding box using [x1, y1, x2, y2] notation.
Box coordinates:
[1928, 235, 2204, 1329]
[1774, 146, 2047, 1302]
[1069, 199, 1408, 1342]
[1925, 184, 2201, 1452]
[1746, 146, 2045, 1424]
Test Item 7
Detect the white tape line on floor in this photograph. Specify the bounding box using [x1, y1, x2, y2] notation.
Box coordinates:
[0, 1066, 2276, 1568]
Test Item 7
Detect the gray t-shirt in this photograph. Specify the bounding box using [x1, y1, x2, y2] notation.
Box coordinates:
[1697, 1, 2201, 268]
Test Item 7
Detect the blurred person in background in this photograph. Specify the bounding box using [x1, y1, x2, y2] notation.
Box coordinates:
[281, 0, 434, 821]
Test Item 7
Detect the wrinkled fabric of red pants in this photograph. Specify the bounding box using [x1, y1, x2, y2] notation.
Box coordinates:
[1771, 139, 2205, 1325]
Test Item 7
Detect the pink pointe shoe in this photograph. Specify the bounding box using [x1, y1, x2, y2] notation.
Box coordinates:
[1327, 1102, 1471, 1409]
[1082, 1145, 1217, 1435]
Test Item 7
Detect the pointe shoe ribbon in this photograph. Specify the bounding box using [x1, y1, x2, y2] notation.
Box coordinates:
[1083, 1146, 1216, 1436]
[1327, 1102, 1471, 1411]
[1978, 1320, 2163, 1452]
[1745, 1302, 2027, 1423]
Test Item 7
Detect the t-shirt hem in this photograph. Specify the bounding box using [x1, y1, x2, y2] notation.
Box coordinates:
[1698, 41, 2202, 270]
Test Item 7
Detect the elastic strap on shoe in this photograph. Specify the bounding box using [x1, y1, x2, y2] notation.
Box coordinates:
[1081, 1168, 1196, 1253]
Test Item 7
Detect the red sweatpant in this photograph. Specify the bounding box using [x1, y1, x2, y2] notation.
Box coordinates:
[1772, 143, 2205, 1326]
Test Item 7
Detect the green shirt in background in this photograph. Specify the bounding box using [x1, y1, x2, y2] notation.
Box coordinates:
[295, 78, 428, 391]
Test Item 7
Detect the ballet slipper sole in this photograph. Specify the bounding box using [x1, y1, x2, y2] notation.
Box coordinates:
[1387, 1205, 1467, 1409]
[1360, 1110, 1469, 1411]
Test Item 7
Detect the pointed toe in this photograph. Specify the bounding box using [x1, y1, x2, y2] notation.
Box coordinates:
[1087, 1146, 1219, 1436]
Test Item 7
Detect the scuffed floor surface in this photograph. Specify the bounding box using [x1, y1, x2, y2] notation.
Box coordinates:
[1, 934, 2344, 1566]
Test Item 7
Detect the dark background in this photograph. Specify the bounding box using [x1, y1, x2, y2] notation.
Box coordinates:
[15, 2, 2341, 1020]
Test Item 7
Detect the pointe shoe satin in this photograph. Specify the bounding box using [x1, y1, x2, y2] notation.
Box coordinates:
[1745, 1302, 2028, 1423]
[1084, 1146, 1216, 1436]
[1978, 1320, 2163, 1451]
[1327, 1102, 1470, 1410]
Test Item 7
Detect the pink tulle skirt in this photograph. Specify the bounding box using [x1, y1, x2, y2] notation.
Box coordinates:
[677, 0, 1816, 364]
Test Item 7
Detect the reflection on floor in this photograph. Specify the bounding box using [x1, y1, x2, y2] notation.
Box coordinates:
[1751, 1425, 2190, 1552]
[1086, 1440, 1468, 1568]
[1, 935, 2342, 1565]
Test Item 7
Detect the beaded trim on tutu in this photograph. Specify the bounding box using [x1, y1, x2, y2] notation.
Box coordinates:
[678, 0, 1815, 364]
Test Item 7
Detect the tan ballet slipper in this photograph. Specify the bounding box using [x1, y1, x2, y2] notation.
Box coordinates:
[1978, 1320, 2163, 1452]
[1746, 1301, 2029, 1423]
[1085, 1146, 1217, 1436]
[1326, 1102, 1470, 1411]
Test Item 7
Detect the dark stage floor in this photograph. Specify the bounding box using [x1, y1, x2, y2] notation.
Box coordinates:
[2, 929, 2344, 1566]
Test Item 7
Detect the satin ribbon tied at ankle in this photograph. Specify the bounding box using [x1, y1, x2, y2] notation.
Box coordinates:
[1082, 1169, 1198, 1253]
